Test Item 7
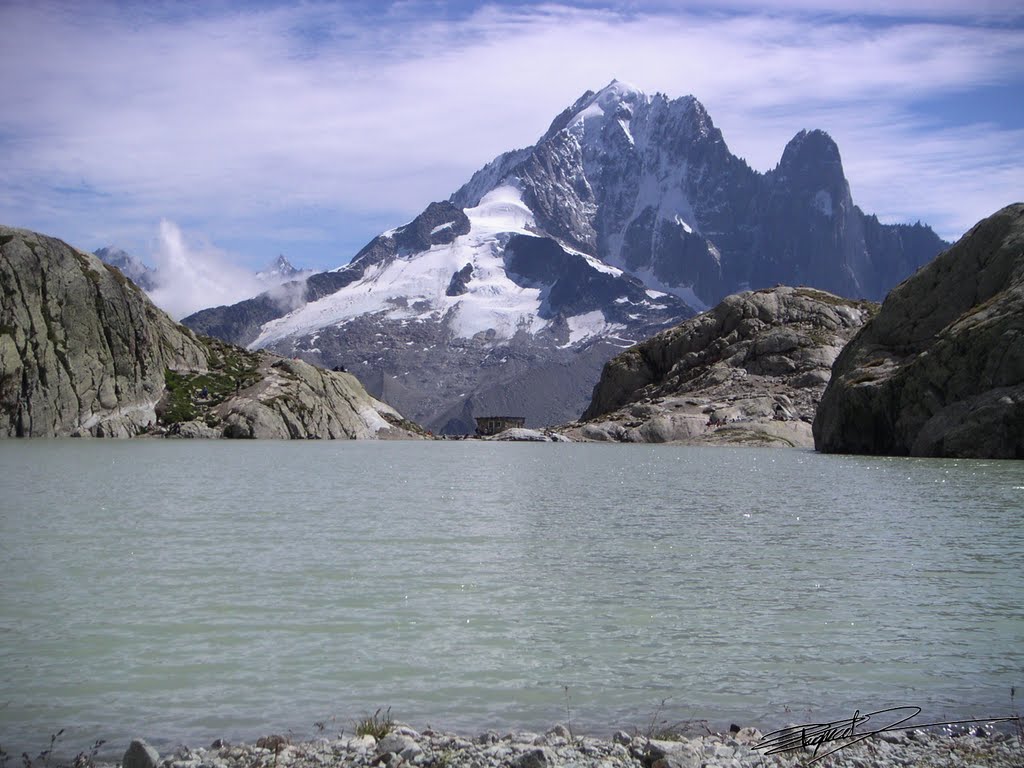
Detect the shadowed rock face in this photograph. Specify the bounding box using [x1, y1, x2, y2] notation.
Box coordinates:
[565, 286, 874, 446]
[0, 226, 423, 439]
[813, 203, 1024, 458]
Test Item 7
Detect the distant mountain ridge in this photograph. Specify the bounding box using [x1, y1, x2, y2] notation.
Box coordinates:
[183, 80, 947, 433]
[93, 248, 312, 294]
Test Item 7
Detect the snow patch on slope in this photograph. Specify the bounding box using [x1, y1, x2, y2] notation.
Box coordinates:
[813, 189, 834, 217]
[560, 310, 626, 348]
[251, 186, 549, 348]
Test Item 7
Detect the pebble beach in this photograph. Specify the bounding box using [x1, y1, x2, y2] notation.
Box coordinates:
[106, 720, 1023, 768]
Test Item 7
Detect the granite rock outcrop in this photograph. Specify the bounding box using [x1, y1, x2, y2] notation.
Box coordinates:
[0, 226, 422, 439]
[564, 286, 874, 446]
[813, 203, 1024, 458]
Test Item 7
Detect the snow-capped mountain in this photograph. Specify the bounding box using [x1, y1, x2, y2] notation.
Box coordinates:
[256, 254, 311, 284]
[186, 192, 690, 433]
[183, 80, 946, 433]
[452, 80, 944, 305]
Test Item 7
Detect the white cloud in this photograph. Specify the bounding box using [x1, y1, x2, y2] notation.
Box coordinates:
[0, 1, 1021, 263]
[146, 220, 266, 319]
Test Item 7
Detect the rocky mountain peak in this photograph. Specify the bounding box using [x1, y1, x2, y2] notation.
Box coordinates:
[272, 255, 297, 273]
[775, 129, 846, 190]
[257, 254, 302, 281]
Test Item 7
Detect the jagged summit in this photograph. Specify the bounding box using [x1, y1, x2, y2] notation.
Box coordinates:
[569, 79, 648, 121]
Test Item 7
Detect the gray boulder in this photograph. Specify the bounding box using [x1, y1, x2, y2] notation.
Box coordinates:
[122, 739, 160, 768]
[814, 203, 1024, 458]
[375, 733, 421, 761]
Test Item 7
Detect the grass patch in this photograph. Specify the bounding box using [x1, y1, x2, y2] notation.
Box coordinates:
[354, 707, 394, 740]
[159, 341, 261, 426]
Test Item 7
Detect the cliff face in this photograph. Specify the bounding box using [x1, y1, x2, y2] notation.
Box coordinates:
[1, 226, 205, 436]
[813, 204, 1024, 458]
[566, 286, 874, 446]
[0, 226, 422, 439]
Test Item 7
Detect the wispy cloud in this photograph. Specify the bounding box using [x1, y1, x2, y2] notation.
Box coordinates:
[1, 0, 1021, 284]
[146, 220, 267, 319]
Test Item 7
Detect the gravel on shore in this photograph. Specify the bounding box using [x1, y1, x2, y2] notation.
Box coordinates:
[108, 721, 1024, 768]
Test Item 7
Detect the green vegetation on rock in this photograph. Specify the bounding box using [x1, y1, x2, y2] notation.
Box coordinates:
[159, 339, 261, 426]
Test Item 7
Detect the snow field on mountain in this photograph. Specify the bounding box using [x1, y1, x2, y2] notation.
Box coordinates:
[251, 186, 563, 347]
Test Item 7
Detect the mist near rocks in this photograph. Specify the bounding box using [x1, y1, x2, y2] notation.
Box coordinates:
[146, 220, 271, 320]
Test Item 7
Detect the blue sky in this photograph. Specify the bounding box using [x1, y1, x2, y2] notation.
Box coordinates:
[1, 0, 1022, 316]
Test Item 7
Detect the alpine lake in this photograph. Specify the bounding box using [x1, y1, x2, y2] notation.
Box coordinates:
[1, 440, 1021, 758]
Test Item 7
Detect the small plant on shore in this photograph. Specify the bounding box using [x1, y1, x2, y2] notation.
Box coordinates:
[563, 686, 576, 744]
[1012, 687, 1023, 754]
[637, 699, 711, 741]
[354, 708, 394, 740]
[21, 729, 64, 768]
[71, 739, 105, 768]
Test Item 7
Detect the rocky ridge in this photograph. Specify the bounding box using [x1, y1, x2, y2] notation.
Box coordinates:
[452, 81, 945, 307]
[814, 202, 1024, 458]
[0, 225, 422, 439]
[562, 286, 875, 446]
[98, 721, 1023, 768]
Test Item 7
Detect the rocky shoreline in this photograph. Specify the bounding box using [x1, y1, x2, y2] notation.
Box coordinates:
[96, 720, 1023, 768]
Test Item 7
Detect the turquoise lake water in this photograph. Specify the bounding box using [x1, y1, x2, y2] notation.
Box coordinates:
[1, 441, 1021, 757]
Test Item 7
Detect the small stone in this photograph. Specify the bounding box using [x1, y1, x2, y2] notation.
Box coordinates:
[651, 755, 700, 768]
[513, 747, 556, 768]
[714, 744, 734, 760]
[346, 734, 376, 751]
[376, 733, 419, 759]
[508, 732, 540, 744]
[256, 735, 289, 752]
[877, 731, 908, 745]
[612, 731, 632, 745]
[733, 727, 762, 745]
[123, 740, 160, 768]
[546, 724, 572, 740]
